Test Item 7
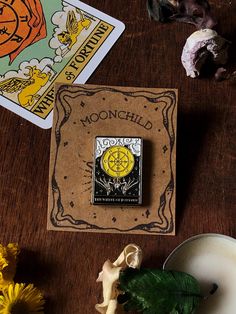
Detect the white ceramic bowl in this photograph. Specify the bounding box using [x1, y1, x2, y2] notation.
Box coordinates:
[163, 233, 236, 314]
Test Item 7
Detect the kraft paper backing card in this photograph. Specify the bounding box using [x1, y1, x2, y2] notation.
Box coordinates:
[48, 84, 177, 235]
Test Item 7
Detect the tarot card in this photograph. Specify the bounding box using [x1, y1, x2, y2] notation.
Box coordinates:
[0, 0, 125, 128]
[92, 136, 143, 205]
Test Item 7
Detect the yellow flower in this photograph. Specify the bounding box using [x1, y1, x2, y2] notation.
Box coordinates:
[0, 244, 19, 291]
[0, 283, 45, 314]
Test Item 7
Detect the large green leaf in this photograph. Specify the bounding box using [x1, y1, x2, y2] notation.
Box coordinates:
[119, 268, 202, 314]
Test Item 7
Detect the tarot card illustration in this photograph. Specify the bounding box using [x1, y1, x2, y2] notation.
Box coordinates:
[0, 0, 125, 128]
[92, 137, 143, 205]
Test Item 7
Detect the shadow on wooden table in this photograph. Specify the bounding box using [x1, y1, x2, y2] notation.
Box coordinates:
[175, 108, 216, 233]
[15, 249, 54, 284]
[14, 249, 59, 313]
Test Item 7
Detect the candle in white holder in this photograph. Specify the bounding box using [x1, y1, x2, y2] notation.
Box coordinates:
[163, 234, 236, 314]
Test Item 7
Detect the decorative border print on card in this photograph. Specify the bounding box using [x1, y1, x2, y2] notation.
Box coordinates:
[48, 84, 177, 235]
[0, 0, 125, 128]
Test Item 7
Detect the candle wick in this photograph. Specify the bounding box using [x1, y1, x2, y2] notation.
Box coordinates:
[204, 283, 218, 300]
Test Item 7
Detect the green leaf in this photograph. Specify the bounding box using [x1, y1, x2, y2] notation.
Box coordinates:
[119, 268, 202, 314]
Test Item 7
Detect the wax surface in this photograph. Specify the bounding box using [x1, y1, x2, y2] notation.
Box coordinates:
[164, 235, 236, 314]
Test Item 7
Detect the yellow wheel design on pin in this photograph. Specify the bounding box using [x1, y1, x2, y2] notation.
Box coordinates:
[101, 146, 135, 178]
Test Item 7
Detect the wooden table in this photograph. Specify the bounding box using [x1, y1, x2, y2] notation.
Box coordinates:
[0, 1, 235, 313]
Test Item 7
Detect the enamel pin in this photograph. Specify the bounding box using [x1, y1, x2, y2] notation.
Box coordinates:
[92, 136, 143, 205]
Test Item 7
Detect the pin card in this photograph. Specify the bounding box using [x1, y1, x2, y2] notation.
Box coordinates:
[92, 136, 143, 205]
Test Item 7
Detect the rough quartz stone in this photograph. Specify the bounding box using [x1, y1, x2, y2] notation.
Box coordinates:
[181, 29, 230, 78]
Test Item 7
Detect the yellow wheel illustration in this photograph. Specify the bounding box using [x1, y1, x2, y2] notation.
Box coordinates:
[101, 146, 135, 178]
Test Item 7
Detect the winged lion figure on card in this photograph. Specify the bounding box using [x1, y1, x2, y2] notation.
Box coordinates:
[0, 66, 51, 108]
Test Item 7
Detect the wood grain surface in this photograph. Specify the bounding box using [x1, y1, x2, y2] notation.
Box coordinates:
[0, 1, 235, 313]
